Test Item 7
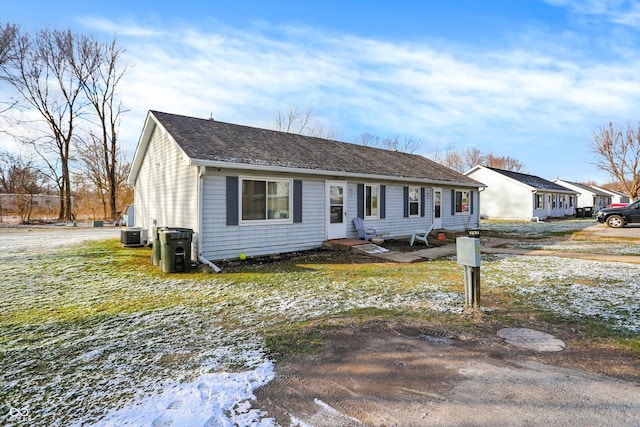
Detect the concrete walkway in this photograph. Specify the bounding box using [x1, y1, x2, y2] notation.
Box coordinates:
[349, 237, 504, 263]
[349, 237, 640, 264]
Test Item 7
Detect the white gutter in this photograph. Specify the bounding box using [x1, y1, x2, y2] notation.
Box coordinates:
[188, 158, 485, 188]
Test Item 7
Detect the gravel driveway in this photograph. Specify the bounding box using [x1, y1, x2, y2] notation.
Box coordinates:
[0, 224, 120, 252]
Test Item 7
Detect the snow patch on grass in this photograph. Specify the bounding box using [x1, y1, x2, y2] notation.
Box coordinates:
[506, 240, 640, 256]
[481, 219, 596, 238]
[483, 255, 640, 332]
[1, 224, 638, 426]
[94, 361, 275, 427]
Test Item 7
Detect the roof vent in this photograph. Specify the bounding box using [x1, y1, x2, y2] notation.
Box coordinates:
[209, 112, 214, 121]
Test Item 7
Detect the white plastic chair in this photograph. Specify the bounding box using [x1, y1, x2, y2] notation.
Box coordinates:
[410, 224, 434, 246]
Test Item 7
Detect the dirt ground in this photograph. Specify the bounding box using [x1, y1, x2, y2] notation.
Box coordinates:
[254, 317, 640, 426]
[254, 226, 640, 426]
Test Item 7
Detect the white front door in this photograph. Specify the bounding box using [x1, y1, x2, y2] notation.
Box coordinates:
[433, 188, 442, 229]
[326, 181, 347, 239]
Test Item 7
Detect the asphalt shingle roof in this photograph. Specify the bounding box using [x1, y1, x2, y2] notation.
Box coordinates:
[557, 179, 610, 196]
[151, 111, 480, 185]
[486, 167, 575, 192]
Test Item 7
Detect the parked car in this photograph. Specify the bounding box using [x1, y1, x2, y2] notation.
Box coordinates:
[596, 200, 640, 228]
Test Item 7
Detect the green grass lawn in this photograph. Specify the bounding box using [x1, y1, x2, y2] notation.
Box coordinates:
[1, 221, 638, 425]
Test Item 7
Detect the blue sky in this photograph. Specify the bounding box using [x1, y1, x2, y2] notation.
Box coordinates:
[2, 0, 640, 183]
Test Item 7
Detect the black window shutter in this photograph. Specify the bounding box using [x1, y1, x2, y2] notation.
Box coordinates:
[420, 187, 426, 217]
[470, 190, 474, 215]
[403, 186, 409, 218]
[380, 185, 386, 219]
[293, 180, 302, 223]
[357, 184, 364, 218]
[226, 176, 239, 225]
[451, 189, 456, 216]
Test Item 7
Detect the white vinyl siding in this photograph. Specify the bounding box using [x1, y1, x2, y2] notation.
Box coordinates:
[133, 126, 198, 237]
[441, 188, 480, 231]
[200, 170, 324, 260]
[348, 183, 434, 238]
[201, 177, 480, 260]
[465, 167, 539, 220]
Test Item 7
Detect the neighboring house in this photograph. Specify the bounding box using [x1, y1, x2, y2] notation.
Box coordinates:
[590, 185, 631, 206]
[464, 165, 577, 220]
[553, 179, 611, 210]
[128, 111, 484, 262]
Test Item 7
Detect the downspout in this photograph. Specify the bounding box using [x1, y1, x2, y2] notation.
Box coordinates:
[477, 186, 485, 226]
[531, 190, 540, 222]
[197, 165, 221, 273]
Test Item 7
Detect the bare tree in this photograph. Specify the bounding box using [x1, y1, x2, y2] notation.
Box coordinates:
[430, 143, 524, 173]
[484, 153, 524, 172]
[355, 132, 421, 153]
[0, 149, 44, 194]
[429, 142, 454, 165]
[377, 135, 421, 154]
[0, 23, 17, 66]
[0, 24, 19, 131]
[273, 107, 337, 139]
[463, 147, 483, 170]
[75, 133, 130, 219]
[445, 149, 465, 172]
[429, 143, 469, 172]
[75, 36, 127, 221]
[354, 132, 378, 147]
[592, 122, 640, 199]
[0, 150, 47, 222]
[274, 107, 312, 134]
[0, 28, 98, 221]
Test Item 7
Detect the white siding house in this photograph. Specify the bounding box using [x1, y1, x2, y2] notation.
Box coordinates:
[465, 166, 577, 220]
[553, 179, 611, 210]
[589, 185, 631, 206]
[129, 111, 484, 262]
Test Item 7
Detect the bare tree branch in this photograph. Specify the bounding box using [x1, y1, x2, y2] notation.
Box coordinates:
[75, 35, 129, 220]
[0, 28, 95, 221]
[355, 132, 422, 153]
[429, 143, 524, 173]
[273, 107, 337, 139]
[591, 122, 640, 198]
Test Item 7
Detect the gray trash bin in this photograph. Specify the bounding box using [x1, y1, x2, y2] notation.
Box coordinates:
[159, 228, 193, 273]
[584, 207, 593, 217]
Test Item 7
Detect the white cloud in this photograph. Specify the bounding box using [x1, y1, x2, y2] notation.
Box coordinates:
[77, 16, 163, 37]
[3, 14, 638, 184]
[545, 0, 640, 28]
[100, 19, 638, 175]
